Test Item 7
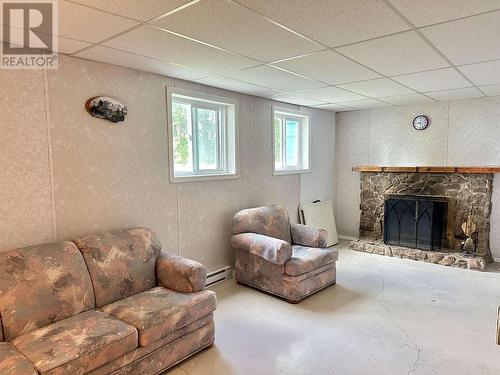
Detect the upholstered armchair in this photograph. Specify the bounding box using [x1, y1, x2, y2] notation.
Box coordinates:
[231, 205, 338, 303]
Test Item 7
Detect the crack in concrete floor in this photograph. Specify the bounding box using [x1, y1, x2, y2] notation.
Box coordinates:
[375, 272, 422, 375]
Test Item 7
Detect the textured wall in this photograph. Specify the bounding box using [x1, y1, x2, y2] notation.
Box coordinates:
[335, 96, 500, 260]
[0, 55, 334, 272]
[300, 108, 336, 205]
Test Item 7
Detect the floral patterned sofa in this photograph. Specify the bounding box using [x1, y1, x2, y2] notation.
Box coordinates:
[0, 227, 216, 375]
[231, 206, 338, 303]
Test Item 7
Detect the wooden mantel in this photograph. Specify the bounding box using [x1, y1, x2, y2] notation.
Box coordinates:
[352, 166, 500, 174]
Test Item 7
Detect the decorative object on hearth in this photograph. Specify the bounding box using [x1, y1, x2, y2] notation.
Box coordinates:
[461, 208, 478, 255]
[85, 96, 127, 123]
[412, 114, 429, 130]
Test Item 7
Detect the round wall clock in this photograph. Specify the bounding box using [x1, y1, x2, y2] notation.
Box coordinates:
[413, 115, 429, 130]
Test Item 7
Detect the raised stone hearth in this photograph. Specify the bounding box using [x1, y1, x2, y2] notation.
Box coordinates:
[350, 170, 494, 269]
[350, 239, 487, 271]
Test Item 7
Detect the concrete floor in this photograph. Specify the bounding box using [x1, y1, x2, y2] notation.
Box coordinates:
[168, 241, 500, 375]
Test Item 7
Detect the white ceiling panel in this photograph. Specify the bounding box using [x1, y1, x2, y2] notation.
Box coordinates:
[338, 78, 415, 98]
[336, 99, 392, 110]
[58, 37, 92, 54]
[312, 103, 355, 112]
[480, 84, 500, 96]
[195, 76, 280, 97]
[425, 87, 484, 101]
[59, 1, 139, 43]
[392, 68, 471, 92]
[270, 93, 329, 107]
[297, 86, 367, 103]
[70, 0, 192, 21]
[337, 31, 449, 76]
[421, 11, 500, 65]
[380, 94, 435, 105]
[235, 0, 409, 47]
[75, 45, 210, 81]
[388, 0, 500, 27]
[103, 26, 259, 74]
[153, 0, 322, 62]
[273, 50, 381, 85]
[224, 65, 325, 92]
[458, 60, 500, 86]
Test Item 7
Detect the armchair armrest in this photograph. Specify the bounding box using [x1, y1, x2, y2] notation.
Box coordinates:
[156, 252, 207, 293]
[291, 223, 328, 248]
[231, 233, 292, 265]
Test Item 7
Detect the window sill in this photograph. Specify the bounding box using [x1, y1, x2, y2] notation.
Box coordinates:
[170, 172, 240, 183]
[273, 169, 311, 176]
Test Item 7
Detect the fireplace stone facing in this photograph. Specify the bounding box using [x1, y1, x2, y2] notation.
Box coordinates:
[350, 172, 494, 270]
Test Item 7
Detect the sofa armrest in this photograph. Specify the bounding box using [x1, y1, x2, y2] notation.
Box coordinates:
[291, 223, 328, 248]
[231, 233, 292, 265]
[156, 253, 207, 293]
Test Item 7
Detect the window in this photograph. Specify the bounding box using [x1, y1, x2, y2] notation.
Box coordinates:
[168, 88, 238, 182]
[273, 107, 310, 174]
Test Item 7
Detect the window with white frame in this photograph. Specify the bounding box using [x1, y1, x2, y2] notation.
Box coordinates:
[168, 89, 238, 181]
[273, 107, 310, 174]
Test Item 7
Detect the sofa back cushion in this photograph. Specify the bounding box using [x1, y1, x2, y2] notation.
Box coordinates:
[0, 241, 95, 341]
[233, 206, 292, 243]
[74, 227, 161, 308]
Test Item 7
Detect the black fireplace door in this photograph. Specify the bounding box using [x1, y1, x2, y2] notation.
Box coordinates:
[384, 196, 445, 251]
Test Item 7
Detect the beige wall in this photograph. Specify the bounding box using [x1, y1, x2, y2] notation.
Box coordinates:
[334, 96, 500, 260]
[0, 55, 334, 271]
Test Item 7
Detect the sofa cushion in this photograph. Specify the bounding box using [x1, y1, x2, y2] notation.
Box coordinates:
[0, 241, 95, 341]
[0, 342, 37, 375]
[285, 246, 338, 276]
[101, 287, 217, 347]
[74, 227, 161, 307]
[233, 205, 292, 243]
[12, 310, 138, 375]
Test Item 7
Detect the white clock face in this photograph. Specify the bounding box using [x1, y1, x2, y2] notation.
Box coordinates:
[413, 115, 429, 130]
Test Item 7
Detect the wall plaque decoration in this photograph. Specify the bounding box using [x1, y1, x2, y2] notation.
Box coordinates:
[85, 96, 127, 123]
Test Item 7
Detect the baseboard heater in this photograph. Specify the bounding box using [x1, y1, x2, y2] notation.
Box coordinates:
[206, 265, 232, 287]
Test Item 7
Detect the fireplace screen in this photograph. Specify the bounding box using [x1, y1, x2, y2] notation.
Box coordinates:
[384, 196, 447, 251]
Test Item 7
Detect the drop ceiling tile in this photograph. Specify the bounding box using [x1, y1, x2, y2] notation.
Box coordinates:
[338, 78, 415, 98]
[224, 65, 325, 92]
[380, 93, 435, 105]
[458, 60, 500, 86]
[71, 0, 191, 21]
[425, 87, 484, 101]
[75, 45, 210, 80]
[421, 11, 500, 65]
[336, 99, 392, 110]
[58, 37, 91, 54]
[103, 26, 259, 74]
[336, 31, 449, 76]
[312, 103, 355, 112]
[392, 68, 471, 92]
[480, 84, 500, 96]
[153, 0, 322, 62]
[59, 1, 139, 43]
[270, 93, 328, 107]
[297, 86, 367, 102]
[195, 76, 280, 97]
[387, 0, 500, 27]
[273, 50, 381, 85]
[235, 0, 409, 47]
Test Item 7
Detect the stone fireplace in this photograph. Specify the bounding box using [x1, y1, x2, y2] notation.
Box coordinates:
[349, 166, 497, 271]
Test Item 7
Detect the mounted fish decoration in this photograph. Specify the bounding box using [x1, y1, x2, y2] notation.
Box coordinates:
[85, 96, 127, 123]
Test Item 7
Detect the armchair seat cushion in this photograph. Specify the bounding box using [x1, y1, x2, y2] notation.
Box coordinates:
[285, 246, 338, 276]
[12, 310, 138, 375]
[0, 342, 37, 375]
[101, 287, 217, 347]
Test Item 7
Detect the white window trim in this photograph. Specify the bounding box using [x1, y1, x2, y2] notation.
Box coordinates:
[272, 106, 311, 176]
[167, 87, 239, 183]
